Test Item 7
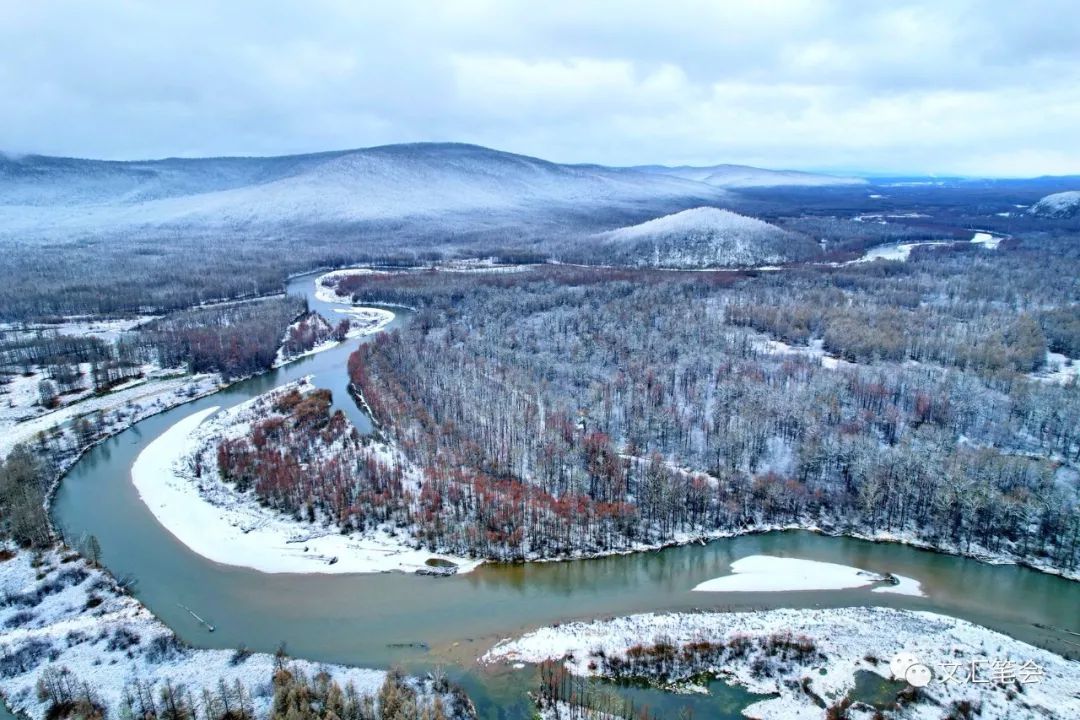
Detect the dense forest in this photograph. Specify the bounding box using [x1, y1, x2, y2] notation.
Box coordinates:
[328, 236, 1080, 568]
[133, 297, 307, 379]
[0, 446, 51, 547]
[0, 295, 312, 549]
[2, 182, 1078, 323]
[213, 386, 412, 535]
[30, 647, 469, 720]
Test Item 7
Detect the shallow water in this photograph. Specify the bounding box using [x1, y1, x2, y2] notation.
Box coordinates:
[47, 270, 1080, 719]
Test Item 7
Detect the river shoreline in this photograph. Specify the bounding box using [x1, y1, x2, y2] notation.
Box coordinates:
[27, 262, 1080, 586]
[9, 263, 1075, 720]
[484, 607, 1080, 720]
[126, 373, 1080, 583]
[0, 546, 473, 720]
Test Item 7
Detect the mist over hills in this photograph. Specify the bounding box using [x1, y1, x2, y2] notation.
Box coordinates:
[0, 143, 884, 241]
[0, 143, 735, 237]
[632, 163, 866, 189]
[1, 140, 1077, 321]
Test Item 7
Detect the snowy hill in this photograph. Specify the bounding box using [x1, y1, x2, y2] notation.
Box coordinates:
[596, 206, 817, 268]
[1029, 190, 1080, 218]
[633, 163, 866, 188]
[0, 144, 726, 237]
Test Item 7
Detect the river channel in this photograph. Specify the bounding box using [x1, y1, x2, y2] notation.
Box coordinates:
[47, 270, 1079, 719]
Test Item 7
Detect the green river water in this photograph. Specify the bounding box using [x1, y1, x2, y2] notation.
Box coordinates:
[28, 271, 1078, 719]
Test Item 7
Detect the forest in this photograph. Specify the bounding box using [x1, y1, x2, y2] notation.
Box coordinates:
[196, 227, 1080, 572]
[0, 295, 314, 551]
[213, 385, 412, 536]
[133, 297, 307, 379]
[2, 181, 1077, 323]
[30, 649, 467, 720]
[331, 234, 1079, 568]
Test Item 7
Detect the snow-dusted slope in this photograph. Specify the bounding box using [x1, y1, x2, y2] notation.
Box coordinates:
[1029, 190, 1080, 218]
[0, 144, 725, 236]
[634, 163, 866, 188]
[596, 206, 816, 268]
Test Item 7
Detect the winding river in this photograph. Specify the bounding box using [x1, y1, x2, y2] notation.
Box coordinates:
[44, 271, 1080, 720]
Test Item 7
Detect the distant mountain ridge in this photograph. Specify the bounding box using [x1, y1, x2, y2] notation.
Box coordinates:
[632, 163, 866, 188]
[0, 143, 733, 237]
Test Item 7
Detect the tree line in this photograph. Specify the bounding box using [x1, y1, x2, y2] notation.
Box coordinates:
[337, 244, 1078, 568]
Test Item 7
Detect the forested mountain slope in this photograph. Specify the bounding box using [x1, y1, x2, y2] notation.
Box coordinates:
[1030, 190, 1080, 218]
[0, 143, 725, 236]
[595, 206, 818, 267]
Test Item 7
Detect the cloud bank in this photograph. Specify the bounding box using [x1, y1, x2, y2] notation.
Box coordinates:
[3, 1, 1078, 175]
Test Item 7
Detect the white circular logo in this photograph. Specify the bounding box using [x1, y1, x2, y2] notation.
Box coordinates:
[890, 651, 919, 680]
[905, 662, 933, 687]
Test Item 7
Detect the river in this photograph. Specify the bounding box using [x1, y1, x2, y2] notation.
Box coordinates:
[44, 270, 1079, 720]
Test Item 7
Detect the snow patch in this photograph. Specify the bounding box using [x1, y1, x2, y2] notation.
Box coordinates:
[969, 231, 1002, 249]
[872, 573, 924, 597]
[1028, 351, 1079, 385]
[692, 555, 884, 592]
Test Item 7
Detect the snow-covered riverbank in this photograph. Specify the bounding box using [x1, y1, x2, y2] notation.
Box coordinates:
[483, 608, 1080, 720]
[0, 370, 223, 462]
[130, 380, 481, 575]
[313, 268, 390, 304]
[270, 307, 394, 368]
[0, 546, 469, 720]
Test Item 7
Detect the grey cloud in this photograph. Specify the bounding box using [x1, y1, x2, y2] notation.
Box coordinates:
[1, 0, 1078, 175]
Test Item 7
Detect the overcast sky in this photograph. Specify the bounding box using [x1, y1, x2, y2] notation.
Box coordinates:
[3, 1, 1079, 176]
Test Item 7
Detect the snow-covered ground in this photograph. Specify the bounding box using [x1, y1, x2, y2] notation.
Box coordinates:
[131, 380, 481, 575]
[1029, 351, 1079, 386]
[1, 362, 190, 426]
[0, 316, 156, 344]
[753, 337, 855, 371]
[852, 212, 930, 223]
[851, 241, 953, 263]
[314, 268, 391, 304]
[0, 547, 465, 720]
[849, 231, 1004, 265]
[333, 307, 395, 335]
[872, 573, 924, 597]
[969, 231, 1003, 249]
[483, 608, 1080, 720]
[0, 370, 222, 461]
[692, 555, 888, 593]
